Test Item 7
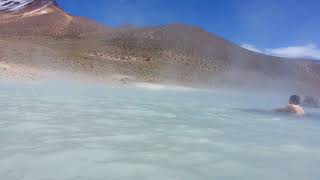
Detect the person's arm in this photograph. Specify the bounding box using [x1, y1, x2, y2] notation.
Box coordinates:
[274, 106, 292, 113]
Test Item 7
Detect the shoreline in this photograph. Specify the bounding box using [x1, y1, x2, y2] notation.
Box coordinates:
[1, 61, 319, 97]
[0, 61, 193, 89]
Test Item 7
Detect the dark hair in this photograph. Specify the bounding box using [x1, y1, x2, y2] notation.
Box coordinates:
[289, 95, 301, 105]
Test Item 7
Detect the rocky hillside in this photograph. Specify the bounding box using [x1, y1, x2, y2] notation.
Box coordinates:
[102, 24, 320, 79]
[0, 0, 108, 38]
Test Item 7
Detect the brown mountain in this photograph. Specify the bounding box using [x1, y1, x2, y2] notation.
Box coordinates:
[0, 0, 319, 93]
[0, 0, 108, 38]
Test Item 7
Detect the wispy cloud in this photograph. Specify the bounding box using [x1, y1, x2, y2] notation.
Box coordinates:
[241, 43, 320, 60]
[241, 43, 263, 53]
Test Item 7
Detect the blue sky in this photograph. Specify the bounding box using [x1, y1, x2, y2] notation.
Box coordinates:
[56, 0, 320, 59]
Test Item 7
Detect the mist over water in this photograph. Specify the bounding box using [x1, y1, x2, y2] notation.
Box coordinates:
[0, 81, 319, 180]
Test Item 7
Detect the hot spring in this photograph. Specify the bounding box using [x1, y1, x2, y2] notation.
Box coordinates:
[0, 81, 319, 180]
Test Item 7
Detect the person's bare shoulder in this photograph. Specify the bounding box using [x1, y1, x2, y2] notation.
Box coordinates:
[287, 105, 305, 116]
[293, 105, 305, 116]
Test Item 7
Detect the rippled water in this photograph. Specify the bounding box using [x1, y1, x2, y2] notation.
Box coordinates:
[0, 81, 319, 180]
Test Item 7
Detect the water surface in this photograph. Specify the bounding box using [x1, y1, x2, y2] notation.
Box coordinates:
[0, 82, 319, 180]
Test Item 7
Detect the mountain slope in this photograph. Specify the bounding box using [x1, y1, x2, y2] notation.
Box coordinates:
[0, 0, 109, 38]
[104, 24, 319, 77]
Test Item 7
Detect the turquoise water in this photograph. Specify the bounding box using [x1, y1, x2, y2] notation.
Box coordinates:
[0, 81, 319, 180]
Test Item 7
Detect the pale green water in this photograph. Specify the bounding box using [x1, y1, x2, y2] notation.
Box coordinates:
[0, 81, 319, 180]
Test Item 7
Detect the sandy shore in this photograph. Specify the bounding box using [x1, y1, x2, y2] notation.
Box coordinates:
[0, 61, 139, 86]
[0, 61, 46, 82]
[0, 61, 197, 93]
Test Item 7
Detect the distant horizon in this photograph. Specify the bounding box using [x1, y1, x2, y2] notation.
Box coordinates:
[56, 0, 320, 60]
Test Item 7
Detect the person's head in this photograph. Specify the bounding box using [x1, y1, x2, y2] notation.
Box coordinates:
[289, 95, 301, 105]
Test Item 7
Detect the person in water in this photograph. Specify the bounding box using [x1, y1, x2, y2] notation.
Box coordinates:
[302, 96, 320, 108]
[275, 95, 305, 116]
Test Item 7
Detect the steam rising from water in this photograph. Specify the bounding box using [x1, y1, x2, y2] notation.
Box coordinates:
[133, 82, 197, 91]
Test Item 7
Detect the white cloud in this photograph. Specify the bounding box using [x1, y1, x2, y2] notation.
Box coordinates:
[240, 43, 263, 53]
[241, 43, 320, 60]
